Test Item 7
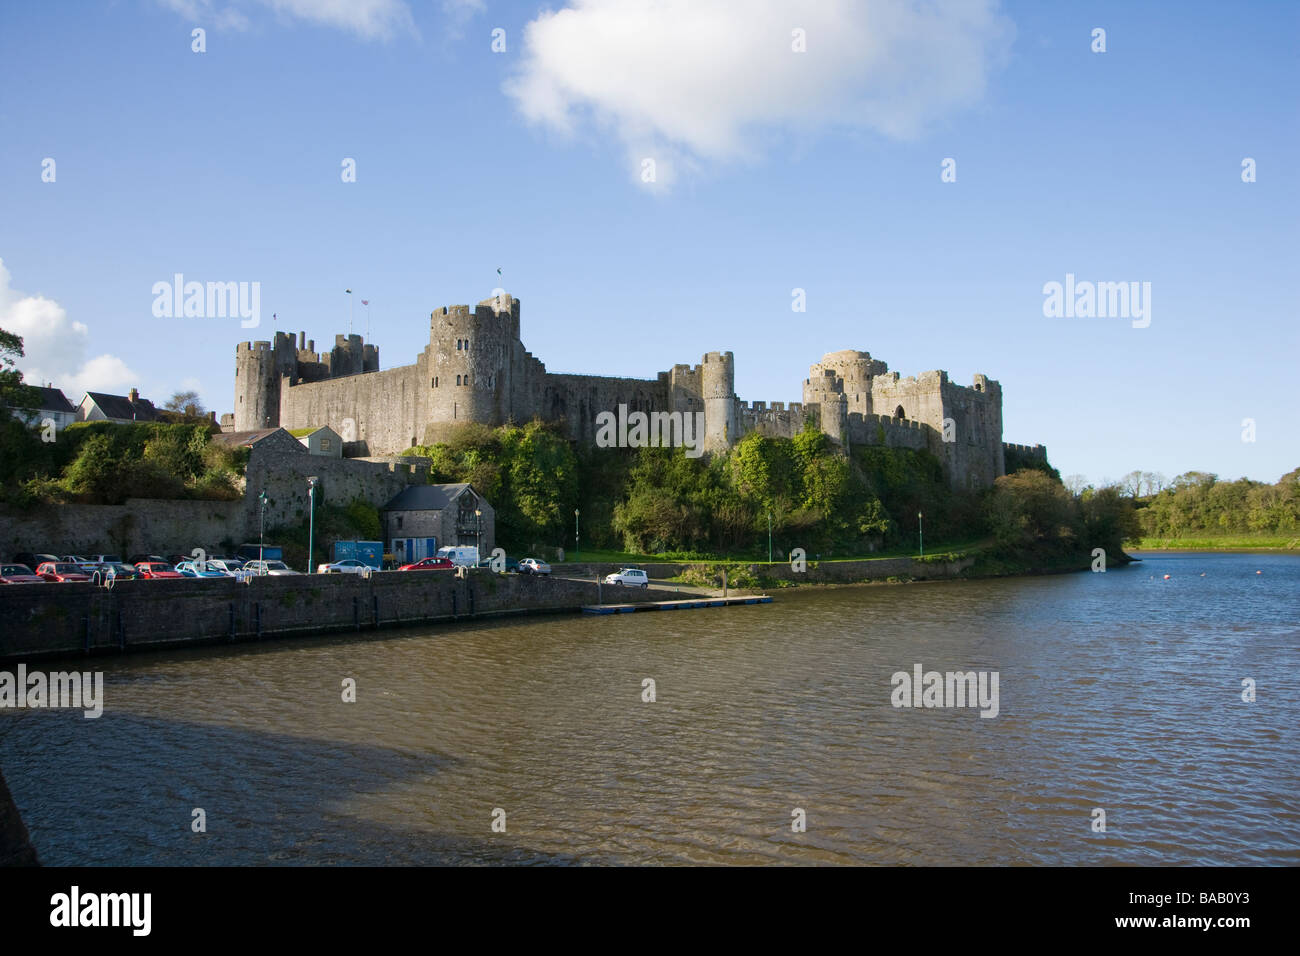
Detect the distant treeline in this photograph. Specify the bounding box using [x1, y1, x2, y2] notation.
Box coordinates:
[1132, 469, 1300, 537]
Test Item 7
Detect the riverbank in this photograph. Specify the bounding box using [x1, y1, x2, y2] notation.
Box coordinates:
[1128, 535, 1300, 552]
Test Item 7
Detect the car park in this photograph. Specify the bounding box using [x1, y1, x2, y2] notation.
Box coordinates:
[243, 560, 300, 576]
[35, 562, 91, 583]
[518, 558, 551, 575]
[135, 562, 184, 579]
[398, 556, 454, 571]
[316, 559, 371, 575]
[0, 564, 45, 584]
[604, 568, 650, 588]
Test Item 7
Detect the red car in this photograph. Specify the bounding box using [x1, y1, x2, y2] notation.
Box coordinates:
[35, 562, 91, 583]
[398, 557, 454, 571]
[0, 563, 45, 584]
[135, 561, 184, 579]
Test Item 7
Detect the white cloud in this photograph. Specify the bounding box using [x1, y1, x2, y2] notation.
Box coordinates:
[156, 0, 416, 40]
[504, 0, 1014, 188]
[0, 258, 139, 398]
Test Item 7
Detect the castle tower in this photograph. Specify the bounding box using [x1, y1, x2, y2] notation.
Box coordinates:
[425, 293, 518, 441]
[821, 392, 848, 445]
[700, 351, 737, 451]
[233, 331, 296, 430]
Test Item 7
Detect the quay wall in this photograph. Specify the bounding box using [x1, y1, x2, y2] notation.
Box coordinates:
[0, 571, 660, 663]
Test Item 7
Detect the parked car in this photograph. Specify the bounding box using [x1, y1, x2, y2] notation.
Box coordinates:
[477, 556, 520, 573]
[128, 554, 167, 565]
[243, 560, 300, 576]
[59, 554, 94, 567]
[174, 561, 230, 579]
[0, 564, 45, 584]
[604, 567, 650, 588]
[316, 559, 371, 575]
[166, 554, 195, 567]
[35, 562, 91, 583]
[135, 562, 184, 579]
[518, 558, 551, 575]
[87, 554, 124, 565]
[399, 557, 455, 572]
[203, 558, 245, 576]
[13, 553, 57, 569]
[90, 563, 140, 585]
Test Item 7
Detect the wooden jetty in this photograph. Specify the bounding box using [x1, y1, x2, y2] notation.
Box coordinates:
[582, 594, 772, 614]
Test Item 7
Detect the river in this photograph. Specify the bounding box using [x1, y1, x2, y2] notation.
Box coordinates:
[3, 551, 1297, 865]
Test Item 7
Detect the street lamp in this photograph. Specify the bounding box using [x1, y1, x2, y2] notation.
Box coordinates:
[475, 507, 482, 557]
[306, 477, 319, 573]
[258, 491, 268, 563]
[767, 509, 772, 564]
[918, 511, 924, 558]
[575, 508, 580, 562]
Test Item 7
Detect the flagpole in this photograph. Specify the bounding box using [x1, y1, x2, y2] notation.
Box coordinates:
[346, 288, 353, 336]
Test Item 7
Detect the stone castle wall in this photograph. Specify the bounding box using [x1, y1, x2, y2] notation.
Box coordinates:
[231, 291, 1034, 490]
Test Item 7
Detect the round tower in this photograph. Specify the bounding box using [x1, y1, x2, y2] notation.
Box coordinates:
[425, 294, 516, 440]
[701, 351, 737, 451]
[234, 335, 293, 431]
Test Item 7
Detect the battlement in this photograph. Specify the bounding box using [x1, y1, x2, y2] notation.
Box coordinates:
[1003, 442, 1047, 457]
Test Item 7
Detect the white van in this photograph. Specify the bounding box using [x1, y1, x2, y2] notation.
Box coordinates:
[436, 545, 480, 568]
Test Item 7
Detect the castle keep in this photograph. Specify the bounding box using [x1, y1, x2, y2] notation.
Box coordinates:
[231, 293, 1042, 490]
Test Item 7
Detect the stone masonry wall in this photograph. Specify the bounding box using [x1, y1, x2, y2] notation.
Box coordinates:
[0, 499, 249, 560]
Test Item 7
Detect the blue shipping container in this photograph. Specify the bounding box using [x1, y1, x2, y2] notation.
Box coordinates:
[333, 541, 383, 568]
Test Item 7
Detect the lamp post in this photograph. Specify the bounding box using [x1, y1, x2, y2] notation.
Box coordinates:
[475, 508, 482, 558]
[258, 491, 268, 563]
[306, 477, 319, 573]
[767, 509, 772, 564]
[918, 511, 923, 558]
[575, 508, 580, 562]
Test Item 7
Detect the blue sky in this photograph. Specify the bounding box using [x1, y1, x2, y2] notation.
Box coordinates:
[1, 0, 1295, 487]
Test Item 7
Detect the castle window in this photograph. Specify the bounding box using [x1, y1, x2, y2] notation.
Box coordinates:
[433, 377, 438, 388]
[464, 374, 470, 386]
[457, 339, 462, 350]
[894, 406, 906, 420]
[456, 375, 461, 386]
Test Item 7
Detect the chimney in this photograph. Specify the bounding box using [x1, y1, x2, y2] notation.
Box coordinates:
[129, 388, 139, 403]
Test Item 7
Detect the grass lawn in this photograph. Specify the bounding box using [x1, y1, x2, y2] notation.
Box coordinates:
[1128, 535, 1300, 551]
[562, 537, 988, 566]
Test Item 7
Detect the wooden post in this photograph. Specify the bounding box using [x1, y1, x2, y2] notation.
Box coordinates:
[722, 568, 728, 598]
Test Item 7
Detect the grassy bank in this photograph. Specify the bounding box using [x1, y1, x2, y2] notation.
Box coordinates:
[1127, 535, 1300, 552]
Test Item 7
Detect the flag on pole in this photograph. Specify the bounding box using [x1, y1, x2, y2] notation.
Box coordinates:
[496, 267, 502, 276]
[361, 300, 368, 306]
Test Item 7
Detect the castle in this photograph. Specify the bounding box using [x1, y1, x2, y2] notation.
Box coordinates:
[229, 292, 1043, 490]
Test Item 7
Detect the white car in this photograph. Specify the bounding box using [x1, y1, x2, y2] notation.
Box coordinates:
[244, 560, 300, 576]
[317, 559, 371, 574]
[605, 568, 649, 588]
[518, 558, 551, 575]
